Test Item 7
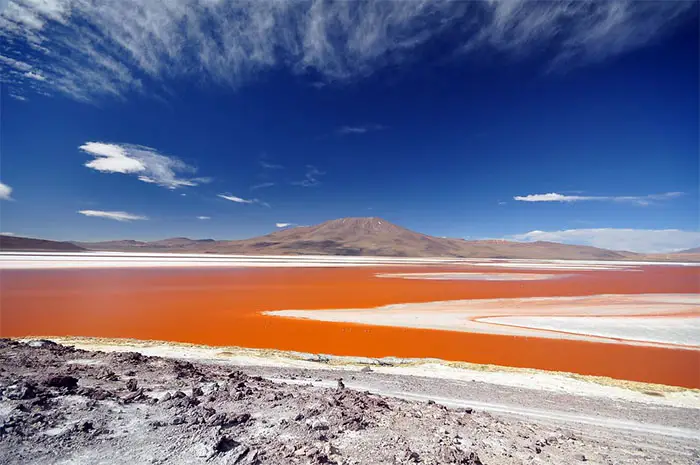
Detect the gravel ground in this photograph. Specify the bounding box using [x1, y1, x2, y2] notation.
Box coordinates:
[0, 339, 698, 465]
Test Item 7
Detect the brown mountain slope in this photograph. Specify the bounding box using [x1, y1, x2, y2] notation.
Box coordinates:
[73, 239, 147, 250]
[206, 217, 469, 256]
[168, 217, 637, 259]
[0, 235, 85, 252]
[59, 217, 691, 260]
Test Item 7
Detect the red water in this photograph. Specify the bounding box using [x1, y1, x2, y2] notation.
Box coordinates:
[1, 266, 698, 387]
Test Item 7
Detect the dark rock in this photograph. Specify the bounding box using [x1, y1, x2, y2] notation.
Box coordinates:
[215, 435, 239, 453]
[3, 382, 36, 400]
[438, 446, 483, 465]
[96, 368, 119, 381]
[122, 388, 145, 403]
[228, 444, 250, 463]
[45, 375, 78, 390]
[111, 351, 147, 364]
[80, 421, 94, 432]
[336, 378, 345, 390]
[574, 454, 587, 461]
[126, 378, 138, 392]
[79, 387, 113, 400]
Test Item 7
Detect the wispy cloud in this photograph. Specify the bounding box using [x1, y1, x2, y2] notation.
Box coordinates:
[514, 192, 684, 206]
[197, 216, 210, 220]
[0, 181, 13, 200]
[9, 93, 27, 101]
[337, 124, 385, 135]
[292, 165, 325, 188]
[24, 70, 46, 81]
[1, 1, 693, 101]
[80, 142, 210, 189]
[260, 161, 283, 170]
[276, 223, 294, 228]
[217, 194, 269, 208]
[510, 228, 700, 254]
[250, 182, 275, 191]
[78, 210, 148, 222]
[0, 232, 16, 236]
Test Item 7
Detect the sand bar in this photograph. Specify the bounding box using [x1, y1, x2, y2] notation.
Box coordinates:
[266, 293, 700, 349]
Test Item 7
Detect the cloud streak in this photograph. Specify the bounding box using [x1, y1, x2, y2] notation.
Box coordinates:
[1, 1, 693, 101]
[337, 124, 385, 135]
[80, 142, 210, 189]
[276, 223, 294, 228]
[510, 228, 700, 254]
[514, 192, 684, 206]
[292, 165, 325, 187]
[78, 210, 148, 222]
[197, 216, 210, 220]
[217, 194, 269, 208]
[250, 182, 275, 191]
[0, 181, 12, 200]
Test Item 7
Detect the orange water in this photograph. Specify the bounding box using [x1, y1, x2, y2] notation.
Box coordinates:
[1, 266, 698, 387]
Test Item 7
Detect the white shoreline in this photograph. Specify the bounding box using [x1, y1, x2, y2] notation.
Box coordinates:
[2, 252, 698, 269]
[19, 336, 700, 409]
[376, 272, 573, 281]
[265, 293, 700, 349]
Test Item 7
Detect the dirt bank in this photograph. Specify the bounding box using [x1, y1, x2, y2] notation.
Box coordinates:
[0, 339, 698, 464]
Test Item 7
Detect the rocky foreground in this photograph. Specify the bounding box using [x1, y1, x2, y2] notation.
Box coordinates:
[0, 339, 697, 465]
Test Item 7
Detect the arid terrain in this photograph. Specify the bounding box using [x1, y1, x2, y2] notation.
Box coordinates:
[1, 338, 698, 465]
[3, 218, 699, 261]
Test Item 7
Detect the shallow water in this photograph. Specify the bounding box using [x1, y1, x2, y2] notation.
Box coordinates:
[1, 265, 698, 387]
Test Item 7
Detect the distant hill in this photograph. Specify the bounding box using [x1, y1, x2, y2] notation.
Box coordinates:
[75, 217, 642, 260]
[675, 247, 700, 254]
[10, 218, 695, 261]
[0, 234, 85, 252]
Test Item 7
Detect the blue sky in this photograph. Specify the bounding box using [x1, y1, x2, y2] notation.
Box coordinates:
[0, 1, 698, 252]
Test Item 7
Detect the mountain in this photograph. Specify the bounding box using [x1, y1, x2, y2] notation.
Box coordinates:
[12, 218, 695, 261]
[0, 234, 85, 252]
[74, 217, 639, 259]
[674, 247, 700, 254]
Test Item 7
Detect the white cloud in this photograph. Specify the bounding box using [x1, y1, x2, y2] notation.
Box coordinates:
[24, 70, 45, 81]
[78, 210, 148, 221]
[80, 142, 210, 189]
[218, 194, 254, 204]
[292, 165, 325, 187]
[197, 216, 210, 220]
[0, 232, 15, 236]
[217, 194, 269, 207]
[250, 182, 275, 191]
[9, 93, 27, 101]
[276, 223, 294, 228]
[510, 228, 700, 253]
[514, 191, 684, 206]
[0, 1, 693, 101]
[337, 124, 385, 135]
[0, 181, 13, 200]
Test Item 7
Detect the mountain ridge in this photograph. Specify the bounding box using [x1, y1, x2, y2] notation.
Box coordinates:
[2, 218, 698, 261]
